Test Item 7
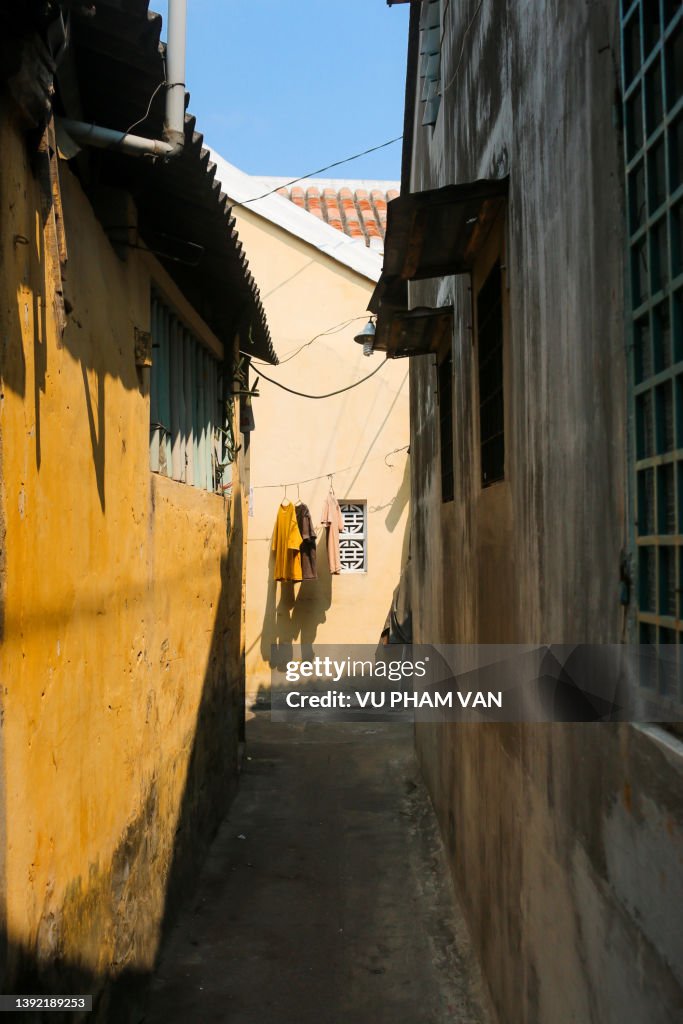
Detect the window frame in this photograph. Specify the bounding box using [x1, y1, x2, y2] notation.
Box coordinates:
[621, 0, 683, 712]
[472, 214, 509, 493]
[149, 269, 229, 494]
[476, 262, 506, 488]
[437, 346, 455, 503]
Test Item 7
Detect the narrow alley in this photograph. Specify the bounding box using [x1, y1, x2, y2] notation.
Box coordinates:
[3, 2, 683, 1022]
[144, 717, 493, 1024]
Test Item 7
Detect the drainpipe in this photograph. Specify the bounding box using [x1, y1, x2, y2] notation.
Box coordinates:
[162, 0, 187, 154]
[59, 0, 187, 161]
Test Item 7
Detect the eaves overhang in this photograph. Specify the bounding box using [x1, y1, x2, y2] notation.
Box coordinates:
[381, 177, 509, 282]
[41, 0, 277, 364]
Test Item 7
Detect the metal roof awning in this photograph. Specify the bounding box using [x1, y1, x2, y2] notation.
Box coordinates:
[367, 277, 454, 359]
[368, 275, 407, 317]
[368, 176, 508, 358]
[381, 177, 509, 281]
[374, 306, 454, 359]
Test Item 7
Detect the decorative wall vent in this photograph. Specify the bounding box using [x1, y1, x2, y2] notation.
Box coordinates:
[339, 502, 368, 573]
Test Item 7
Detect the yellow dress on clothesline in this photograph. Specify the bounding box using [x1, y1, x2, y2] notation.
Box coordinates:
[272, 501, 303, 582]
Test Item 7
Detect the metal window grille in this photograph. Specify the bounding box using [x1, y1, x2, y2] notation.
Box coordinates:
[149, 291, 227, 492]
[438, 350, 455, 502]
[420, 0, 442, 126]
[621, 0, 683, 692]
[477, 263, 505, 487]
[339, 502, 368, 573]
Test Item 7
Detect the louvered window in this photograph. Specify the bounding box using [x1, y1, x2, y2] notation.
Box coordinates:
[149, 291, 229, 493]
[420, 1, 442, 127]
[339, 502, 368, 573]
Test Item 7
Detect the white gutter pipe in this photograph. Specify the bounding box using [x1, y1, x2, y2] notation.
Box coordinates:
[163, 0, 187, 152]
[59, 0, 187, 161]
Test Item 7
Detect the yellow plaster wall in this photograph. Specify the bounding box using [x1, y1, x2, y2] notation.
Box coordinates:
[0, 112, 244, 991]
[232, 211, 410, 702]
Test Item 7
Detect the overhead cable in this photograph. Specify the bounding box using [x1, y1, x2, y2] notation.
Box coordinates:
[255, 359, 386, 400]
[230, 135, 404, 209]
[249, 315, 372, 368]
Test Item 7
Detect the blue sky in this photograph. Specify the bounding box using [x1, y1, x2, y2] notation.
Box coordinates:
[153, 0, 410, 182]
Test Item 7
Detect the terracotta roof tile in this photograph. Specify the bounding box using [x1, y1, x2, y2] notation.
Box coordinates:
[370, 189, 388, 233]
[338, 187, 364, 240]
[355, 189, 382, 241]
[276, 180, 399, 248]
[305, 186, 324, 220]
[321, 188, 344, 233]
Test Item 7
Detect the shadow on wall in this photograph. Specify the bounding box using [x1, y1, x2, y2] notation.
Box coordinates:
[257, 537, 333, 694]
[1, 280, 26, 401]
[4, 151, 145, 514]
[253, 457, 412, 709]
[3, 144, 54, 470]
[0, 495, 247, 1023]
[383, 455, 410, 536]
[1, 138, 61, 410]
[79, 362, 106, 512]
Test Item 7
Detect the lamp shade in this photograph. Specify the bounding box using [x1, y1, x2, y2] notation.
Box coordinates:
[353, 319, 376, 356]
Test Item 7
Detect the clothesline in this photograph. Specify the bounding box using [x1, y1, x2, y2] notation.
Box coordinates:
[247, 500, 396, 543]
[251, 445, 410, 490]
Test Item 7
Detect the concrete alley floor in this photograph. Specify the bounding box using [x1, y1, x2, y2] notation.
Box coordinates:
[144, 716, 494, 1024]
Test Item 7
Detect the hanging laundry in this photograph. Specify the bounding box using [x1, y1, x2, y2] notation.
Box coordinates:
[321, 492, 344, 575]
[295, 502, 318, 580]
[272, 501, 303, 582]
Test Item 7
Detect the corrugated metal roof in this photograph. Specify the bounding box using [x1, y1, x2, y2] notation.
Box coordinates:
[55, 0, 276, 363]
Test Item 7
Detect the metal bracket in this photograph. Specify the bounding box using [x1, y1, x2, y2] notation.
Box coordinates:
[134, 327, 153, 367]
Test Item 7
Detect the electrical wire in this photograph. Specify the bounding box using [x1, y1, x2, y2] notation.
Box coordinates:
[103, 79, 166, 152]
[442, 0, 484, 94]
[439, 0, 452, 52]
[249, 315, 371, 367]
[385, 444, 409, 467]
[230, 135, 404, 209]
[255, 358, 386, 399]
[122, 79, 166, 136]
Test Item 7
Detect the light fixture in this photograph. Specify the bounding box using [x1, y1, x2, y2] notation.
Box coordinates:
[354, 318, 376, 357]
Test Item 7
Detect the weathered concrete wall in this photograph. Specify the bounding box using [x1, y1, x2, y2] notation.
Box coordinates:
[0, 106, 245, 1011]
[406, 1, 683, 1021]
[415, 718, 683, 1024]
[233, 211, 410, 703]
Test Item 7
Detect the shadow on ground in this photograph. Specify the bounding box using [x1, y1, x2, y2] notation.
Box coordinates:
[142, 715, 494, 1024]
